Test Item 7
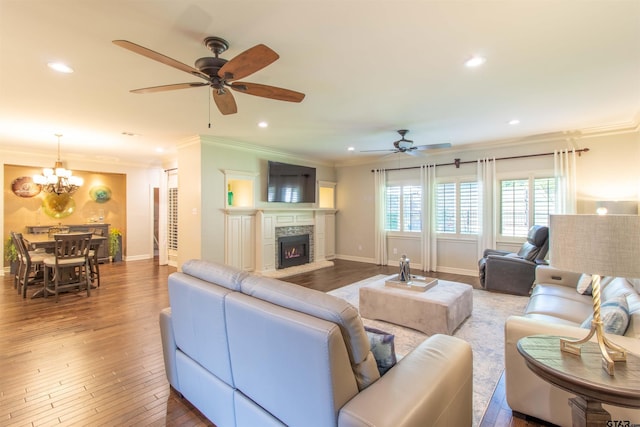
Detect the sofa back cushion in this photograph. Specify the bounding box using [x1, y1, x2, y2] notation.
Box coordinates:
[182, 259, 248, 291]
[240, 274, 380, 390]
[517, 225, 549, 261]
[225, 293, 358, 427]
[168, 272, 235, 385]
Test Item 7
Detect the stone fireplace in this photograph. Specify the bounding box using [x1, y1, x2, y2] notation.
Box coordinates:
[275, 225, 314, 269]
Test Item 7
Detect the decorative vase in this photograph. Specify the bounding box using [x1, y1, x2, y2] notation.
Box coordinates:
[399, 254, 411, 282]
[227, 184, 233, 206]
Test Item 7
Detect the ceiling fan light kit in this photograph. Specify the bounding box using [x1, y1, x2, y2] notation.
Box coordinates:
[113, 36, 305, 115]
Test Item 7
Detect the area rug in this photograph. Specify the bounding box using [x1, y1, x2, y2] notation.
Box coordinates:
[328, 274, 529, 427]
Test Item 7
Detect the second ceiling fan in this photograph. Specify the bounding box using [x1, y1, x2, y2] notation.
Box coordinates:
[362, 130, 451, 156]
[113, 36, 305, 115]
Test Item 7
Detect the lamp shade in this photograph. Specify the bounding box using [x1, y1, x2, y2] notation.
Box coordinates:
[549, 214, 640, 278]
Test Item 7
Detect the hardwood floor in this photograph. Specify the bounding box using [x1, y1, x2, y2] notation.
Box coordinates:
[0, 258, 550, 426]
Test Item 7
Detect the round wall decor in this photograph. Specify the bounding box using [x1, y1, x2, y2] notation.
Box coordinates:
[11, 176, 42, 198]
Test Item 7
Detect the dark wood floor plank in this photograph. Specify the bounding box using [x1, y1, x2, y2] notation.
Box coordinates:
[1, 258, 542, 426]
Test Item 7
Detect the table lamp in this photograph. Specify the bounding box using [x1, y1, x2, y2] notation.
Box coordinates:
[549, 214, 640, 375]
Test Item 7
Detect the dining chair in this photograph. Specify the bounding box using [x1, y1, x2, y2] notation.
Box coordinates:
[12, 232, 46, 298]
[10, 231, 25, 292]
[87, 228, 103, 287]
[43, 233, 93, 302]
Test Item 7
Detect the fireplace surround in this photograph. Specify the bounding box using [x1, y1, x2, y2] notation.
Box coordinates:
[278, 234, 310, 269]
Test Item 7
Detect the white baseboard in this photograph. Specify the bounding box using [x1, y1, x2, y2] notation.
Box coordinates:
[435, 266, 478, 277]
[123, 254, 154, 262]
[335, 254, 376, 264]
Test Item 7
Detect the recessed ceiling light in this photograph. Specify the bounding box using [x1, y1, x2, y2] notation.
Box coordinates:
[508, 119, 521, 125]
[155, 147, 165, 153]
[347, 146, 355, 152]
[47, 62, 74, 73]
[464, 56, 486, 68]
[258, 121, 268, 128]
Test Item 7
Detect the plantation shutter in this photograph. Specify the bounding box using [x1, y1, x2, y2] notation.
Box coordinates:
[436, 182, 456, 233]
[501, 179, 529, 236]
[460, 181, 479, 234]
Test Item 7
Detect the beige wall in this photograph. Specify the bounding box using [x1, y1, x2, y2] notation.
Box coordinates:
[1, 148, 161, 272]
[3, 164, 127, 266]
[335, 127, 640, 274]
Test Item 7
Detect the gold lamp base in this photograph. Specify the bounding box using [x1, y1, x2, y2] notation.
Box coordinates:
[559, 275, 627, 375]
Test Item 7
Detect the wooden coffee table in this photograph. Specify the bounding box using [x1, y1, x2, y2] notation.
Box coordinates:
[517, 335, 640, 427]
[358, 279, 473, 335]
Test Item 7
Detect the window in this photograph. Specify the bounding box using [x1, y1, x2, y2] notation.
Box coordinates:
[385, 185, 422, 232]
[436, 181, 479, 234]
[500, 177, 555, 237]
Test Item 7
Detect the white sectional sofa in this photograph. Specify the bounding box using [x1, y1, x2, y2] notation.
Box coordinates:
[504, 265, 640, 426]
[160, 259, 474, 427]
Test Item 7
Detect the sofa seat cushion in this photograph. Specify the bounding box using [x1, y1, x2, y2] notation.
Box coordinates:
[240, 274, 380, 390]
[531, 283, 592, 303]
[523, 313, 586, 327]
[525, 292, 593, 324]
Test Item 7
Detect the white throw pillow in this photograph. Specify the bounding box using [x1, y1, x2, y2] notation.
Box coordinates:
[576, 274, 593, 295]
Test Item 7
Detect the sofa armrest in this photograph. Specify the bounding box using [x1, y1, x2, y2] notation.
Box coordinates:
[159, 307, 180, 391]
[482, 248, 511, 257]
[338, 334, 472, 427]
[534, 265, 583, 289]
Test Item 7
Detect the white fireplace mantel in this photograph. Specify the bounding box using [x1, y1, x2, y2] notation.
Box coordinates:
[224, 207, 336, 273]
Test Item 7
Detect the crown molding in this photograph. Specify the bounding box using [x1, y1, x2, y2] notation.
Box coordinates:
[333, 118, 640, 169]
[196, 135, 336, 168]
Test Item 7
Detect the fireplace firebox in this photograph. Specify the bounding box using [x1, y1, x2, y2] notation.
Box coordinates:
[278, 234, 310, 269]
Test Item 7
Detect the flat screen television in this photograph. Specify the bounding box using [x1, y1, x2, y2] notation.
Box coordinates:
[267, 161, 316, 203]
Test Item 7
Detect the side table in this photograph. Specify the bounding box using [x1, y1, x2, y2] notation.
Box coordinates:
[517, 335, 640, 427]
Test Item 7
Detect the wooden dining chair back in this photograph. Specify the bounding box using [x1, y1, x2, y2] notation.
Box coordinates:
[12, 232, 46, 298]
[87, 228, 102, 287]
[43, 233, 93, 302]
[10, 231, 25, 291]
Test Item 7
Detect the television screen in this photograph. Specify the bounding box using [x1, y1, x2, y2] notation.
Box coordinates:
[267, 161, 316, 203]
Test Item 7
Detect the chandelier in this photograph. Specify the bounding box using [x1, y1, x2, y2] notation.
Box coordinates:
[33, 134, 84, 195]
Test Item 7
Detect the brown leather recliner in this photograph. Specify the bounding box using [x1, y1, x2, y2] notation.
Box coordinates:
[478, 225, 549, 296]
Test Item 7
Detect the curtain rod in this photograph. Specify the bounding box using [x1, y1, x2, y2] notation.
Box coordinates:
[370, 148, 589, 173]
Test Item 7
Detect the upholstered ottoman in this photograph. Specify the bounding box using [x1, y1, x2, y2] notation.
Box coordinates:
[359, 280, 473, 335]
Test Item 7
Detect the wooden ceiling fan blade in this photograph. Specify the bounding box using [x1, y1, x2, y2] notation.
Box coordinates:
[113, 40, 209, 80]
[213, 89, 238, 115]
[230, 82, 305, 102]
[416, 143, 452, 150]
[130, 82, 208, 94]
[218, 44, 279, 81]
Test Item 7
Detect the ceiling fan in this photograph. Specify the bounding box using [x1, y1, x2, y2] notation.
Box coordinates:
[362, 130, 452, 156]
[112, 36, 305, 115]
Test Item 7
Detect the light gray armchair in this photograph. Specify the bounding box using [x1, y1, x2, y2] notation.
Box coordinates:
[478, 225, 549, 296]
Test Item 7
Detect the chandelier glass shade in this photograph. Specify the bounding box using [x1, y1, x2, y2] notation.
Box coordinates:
[33, 134, 83, 195]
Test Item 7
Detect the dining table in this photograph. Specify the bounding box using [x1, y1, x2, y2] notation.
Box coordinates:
[22, 233, 107, 298]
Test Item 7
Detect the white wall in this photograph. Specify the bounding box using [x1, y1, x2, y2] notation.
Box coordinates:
[177, 136, 337, 268]
[335, 128, 640, 275]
